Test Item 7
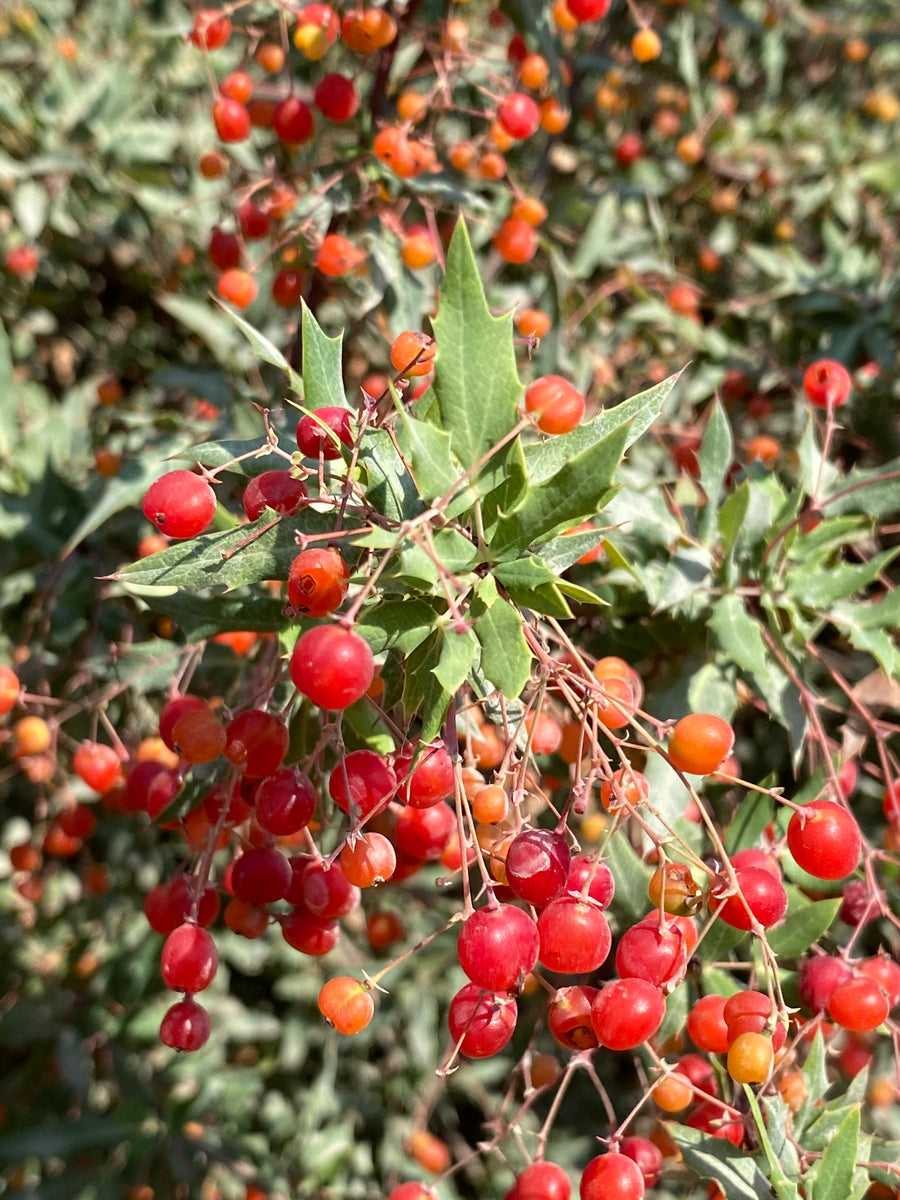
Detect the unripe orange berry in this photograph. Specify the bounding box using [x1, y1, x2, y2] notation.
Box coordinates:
[632, 28, 662, 62]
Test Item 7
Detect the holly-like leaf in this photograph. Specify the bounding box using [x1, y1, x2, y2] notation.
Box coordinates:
[806, 1107, 862, 1200]
[177, 438, 286, 478]
[358, 427, 426, 524]
[215, 299, 304, 396]
[301, 300, 346, 409]
[471, 575, 532, 700]
[430, 220, 523, 472]
[355, 599, 441, 656]
[493, 556, 573, 619]
[605, 831, 652, 926]
[136, 588, 285, 640]
[710, 594, 769, 677]
[489, 423, 629, 560]
[698, 399, 734, 543]
[114, 508, 341, 591]
[405, 625, 479, 743]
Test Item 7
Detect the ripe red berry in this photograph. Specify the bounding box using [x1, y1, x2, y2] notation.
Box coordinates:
[497, 92, 541, 139]
[566, 0, 611, 20]
[161, 923, 218, 992]
[189, 9, 232, 49]
[859, 955, 900, 1008]
[395, 741, 454, 809]
[787, 799, 861, 880]
[273, 96, 314, 144]
[448, 984, 518, 1058]
[710, 865, 788, 931]
[329, 749, 397, 819]
[231, 846, 293, 905]
[457, 904, 540, 993]
[615, 913, 690, 991]
[281, 909, 340, 956]
[615, 132, 644, 167]
[296, 406, 354, 459]
[395, 801, 456, 860]
[142, 470, 217, 539]
[686, 993, 729, 1053]
[538, 896, 611, 974]
[290, 624, 375, 710]
[72, 741, 122, 794]
[511, 1161, 571, 1200]
[828, 976, 890, 1031]
[505, 829, 570, 908]
[803, 359, 852, 408]
[242, 469, 308, 520]
[566, 854, 615, 908]
[208, 227, 242, 270]
[224, 709, 289, 778]
[255, 768, 317, 836]
[548, 985, 601, 1050]
[272, 267, 304, 307]
[213, 97, 251, 142]
[160, 996, 212, 1051]
[590, 978, 665, 1050]
[314, 73, 360, 122]
[493, 217, 538, 264]
[579, 1153, 644, 1200]
[4, 245, 39, 276]
[798, 955, 853, 1013]
[619, 1137, 662, 1189]
[217, 268, 258, 308]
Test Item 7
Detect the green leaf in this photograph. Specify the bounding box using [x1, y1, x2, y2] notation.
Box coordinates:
[114, 509, 343, 591]
[135, 588, 285, 640]
[698, 400, 734, 542]
[395, 411, 462, 506]
[796, 1030, 831, 1128]
[215, 300, 303, 396]
[605, 832, 652, 926]
[493, 556, 573, 619]
[807, 1107, 861, 1200]
[539, 528, 607, 573]
[156, 293, 242, 365]
[355, 599, 440, 656]
[668, 1124, 773, 1200]
[471, 575, 532, 700]
[743, 1087, 800, 1200]
[490, 423, 629, 559]
[430, 220, 522, 471]
[408, 625, 479, 743]
[358, 427, 426, 523]
[177, 438, 285, 478]
[719, 481, 751, 560]
[710, 595, 769, 677]
[766, 890, 841, 959]
[724, 793, 774, 856]
[301, 301, 345, 410]
[395, 526, 478, 592]
[788, 548, 900, 609]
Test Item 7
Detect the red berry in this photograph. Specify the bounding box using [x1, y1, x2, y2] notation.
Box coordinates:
[160, 996, 212, 1051]
[281, 909, 339, 956]
[296, 406, 354, 460]
[497, 92, 541, 139]
[537, 896, 611, 974]
[224, 710, 289, 778]
[299, 861, 360, 919]
[395, 741, 455, 809]
[242, 469, 308, 520]
[524, 376, 585, 435]
[314, 73, 360, 121]
[828, 976, 890, 1031]
[686, 993, 729, 1053]
[213, 97, 251, 142]
[395, 801, 456, 860]
[618, 1137, 662, 1189]
[273, 96, 314, 144]
[615, 913, 690, 990]
[710, 865, 788, 931]
[290, 625, 374, 710]
[255, 768, 317, 836]
[859, 955, 900, 1008]
[142, 470, 217, 539]
[548, 985, 600, 1050]
[579, 1153, 644, 1200]
[787, 800, 861, 880]
[590, 979, 665, 1050]
[189, 9, 232, 49]
[506, 828, 571, 908]
[457, 904, 540, 993]
[803, 359, 852, 409]
[231, 846, 293, 905]
[161, 923, 218, 992]
[272, 268, 305, 307]
[448, 984, 517, 1058]
[72, 741, 121, 794]
[208, 227, 242, 271]
[329, 749, 397, 819]
[566, 854, 615, 908]
[566, 0, 611, 20]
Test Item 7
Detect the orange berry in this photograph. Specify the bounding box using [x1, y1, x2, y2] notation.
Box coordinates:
[668, 713, 734, 775]
[552, 0, 579, 30]
[632, 28, 662, 62]
[401, 231, 437, 270]
[397, 90, 428, 124]
[0, 665, 20, 715]
[14, 715, 52, 757]
[217, 269, 258, 308]
[471, 784, 509, 824]
[515, 308, 551, 338]
[408, 1130, 451, 1174]
[652, 1071, 692, 1112]
[727, 1031, 774, 1084]
[391, 331, 436, 376]
[519, 53, 549, 89]
[97, 378, 123, 405]
[493, 217, 538, 264]
[318, 976, 375, 1034]
[478, 151, 506, 180]
[539, 97, 570, 133]
[511, 196, 548, 226]
[449, 142, 476, 171]
[255, 43, 285, 72]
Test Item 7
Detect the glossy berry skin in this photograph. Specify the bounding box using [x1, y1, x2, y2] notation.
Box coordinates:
[448, 984, 517, 1058]
[511, 1161, 571, 1200]
[255, 768, 317, 836]
[224, 710, 289, 778]
[299, 861, 360, 919]
[566, 0, 611, 19]
[142, 471, 216, 539]
[208, 227, 242, 270]
[457, 904, 540, 993]
[859, 956, 900, 1008]
[828, 976, 890, 1031]
[160, 997, 212, 1051]
[687, 993, 729, 1053]
[242, 470, 308, 520]
[390, 331, 436, 377]
[288, 547, 350, 616]
[506, 829, 571, 908]
[590, 978, 665, 1050]
[579, 1153, 644, 1200]
[723, 990, 786, 1052]
[395, 801, 456, 860]
[272, 96, 314, 144]
[566, 854, 615, 908]
[799, 955, 853, 1012]
[618, 1138, 662, 1189]
[329, 749, 397, 819]
[189, 9, 231, 49]
[296, 406, 354, 460]
[395, 741, 454, 808]
[803, 359, 852, 408]
[73, 741, 121, 793]
[318, 976, 374, 1034]
[231, 846, 293, 905]
[161, 923, 218, 992]
[538, 896, 611, 974]
[272, 268, 304, 308]
[787, 799, 861, 880]
[290, 624, 374, 710]
[497, 92, 541, 139]
[667, 713, 734, 775]
[615, 914, 690, 991]
[710, 865, 788, 931]
[314, 74, 360, 122]
[281, 909, 339, 956]
[493, 218, 538, 264]
[686, 1100, 743, 1146]
[213, 97, 251, 142]
[524, 376, 585, 435]
[339, 832, 396, 887]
